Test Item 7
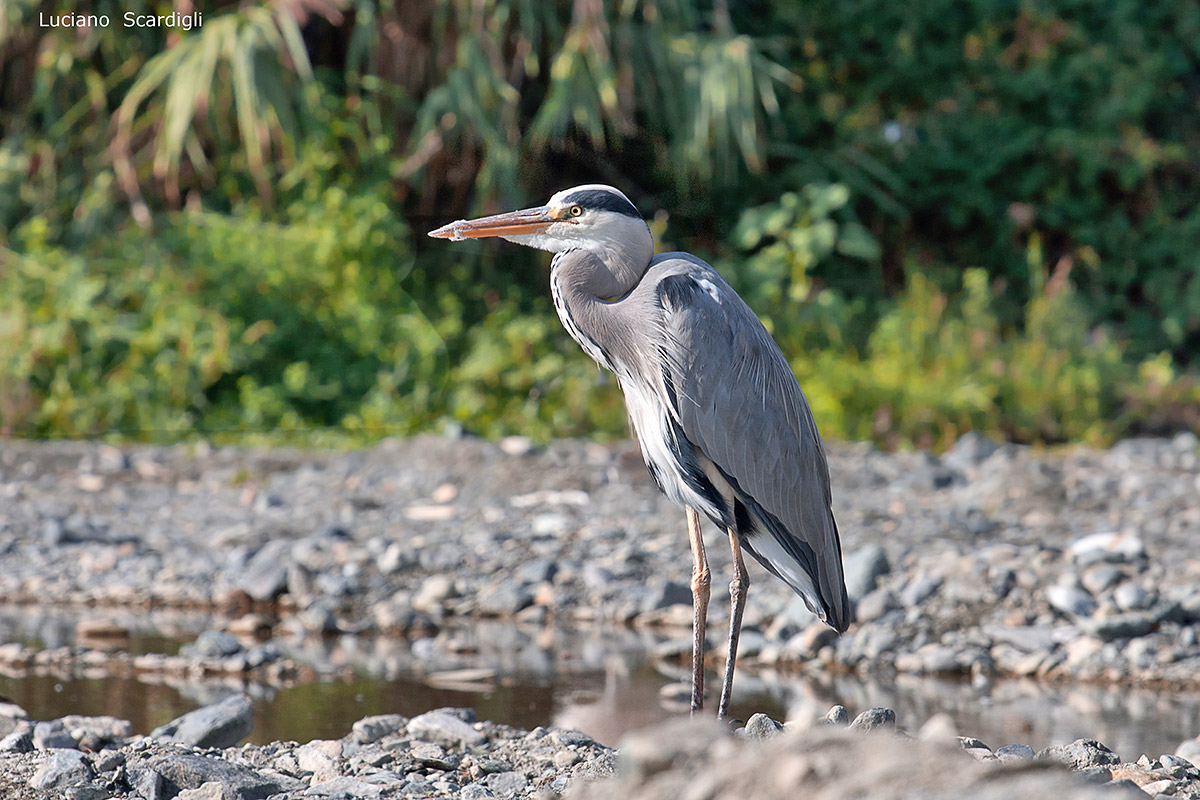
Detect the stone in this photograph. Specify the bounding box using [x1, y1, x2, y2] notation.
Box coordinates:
[150, 694, 254, 748]
[127, 767, 165, 800]
[141, 752, 283, 800]
[305, 776, 386, 798]
[34, 719, 79, 750]
[741, 713, 784, 740]
[1083, 611, 1157, 642]
[1112, 582, 1154, 612]
[1067, 532, 1146, 565]
[191, 630, 243, 658]
[236, 540, 291, 601]
[1045, 585, 1096, 618]
[995, 744, 1035, 762]
[476, 583, 534, 616]
[1140, 778, 1175, 795]
[0, 729, 33, 753]
[843, 544, 890, 601]
[1080, 565, 1124, 596]
[849, 707, 896, 732]
[30, 749, 93, 790]
[177, 784, 224, 800]
[820, 706, 849, 726]
[482, 771, 528, 795]
[899, 575, 943, 607]
[641, 580, 693, 612]
[408, 710, 486, 747]
[61, 715, 133, 750]
[413, 575, 457, 612]
[352, 715, 407, 744]
[941, 431, 999, 470]
[411, 742, 460, 770]
[296, 741, 341, 782]
[460, 784, 496, 800]
[854, 588, 900, 623]
[1035, 738, 1121, 770]
[94, 750, 125, 772]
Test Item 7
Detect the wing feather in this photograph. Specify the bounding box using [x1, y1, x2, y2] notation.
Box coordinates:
[653, 257, 851, 632]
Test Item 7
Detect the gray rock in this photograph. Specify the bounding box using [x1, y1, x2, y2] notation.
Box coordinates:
[1045, 585, 1097, 618]
[741, 713, 784, 740]
[177, 784, 223, 800]
[34, 719, 78, 749]
[849, 707, 896, 732]
[482, 771, 528, 796]
[191, 630, 243, 658]
[582, 564, 616, 590]
[30, 748, 93, 790]
[1080, 565, 1124, 596]
[550, 729, 594, 747]
[352, 715, 407, 744]
[460, 783, 497, 799]
[996, 744, 1035, 762]
[94, 749, 126, 773]
[476, 583, 534, 616]
[854, 588, 900, 623]
[1035, 738, 1121, 769]
[408, 710, 486, 747]
[299, 601, 340, 633]
[821, 706, 849, 726]
[843, 544, 890, 602]
[0, 729, 33, 752]
[1083, 611, 1158, 641]
[61, 715, 132, 750]
[127, 767, 165, 800]
[150, 694, 254, 748]
[305, 776, 387, 798]
[236, 540, 291, 601]
[899, 575, 943, 607]
[941, 432, 999, 470]
[1113, 582, 1154, 612]
[641, 580, 693, 612]
[515, 558, 558, 585]
[141, 752, 283, 800]
[411, 743, 460, 770]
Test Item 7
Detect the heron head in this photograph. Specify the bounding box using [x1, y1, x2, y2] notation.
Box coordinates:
[429, 184, 652, 263]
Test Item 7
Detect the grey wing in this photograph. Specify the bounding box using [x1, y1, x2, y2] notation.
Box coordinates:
[654, 261, 851, 632]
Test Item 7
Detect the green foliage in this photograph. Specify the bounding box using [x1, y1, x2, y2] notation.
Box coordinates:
[3, 0, 1200, 448]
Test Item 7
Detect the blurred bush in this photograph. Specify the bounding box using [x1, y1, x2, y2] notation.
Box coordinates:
[1, 0, 1198, 447]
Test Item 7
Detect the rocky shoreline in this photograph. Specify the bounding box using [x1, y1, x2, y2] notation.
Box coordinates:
[3, 693, 1200, 799]
[2, 434, 1199, 686]
[2, 433, 1200, 795]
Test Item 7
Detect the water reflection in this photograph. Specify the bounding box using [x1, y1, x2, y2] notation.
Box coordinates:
[1, 608, 1197, 758]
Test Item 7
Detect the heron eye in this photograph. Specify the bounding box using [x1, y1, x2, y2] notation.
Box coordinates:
[569, 206, 583, 217]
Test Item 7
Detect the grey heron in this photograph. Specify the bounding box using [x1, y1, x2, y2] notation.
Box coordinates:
[430, 184, 851, 719]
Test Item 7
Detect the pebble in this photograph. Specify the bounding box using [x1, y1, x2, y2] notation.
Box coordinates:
[149, 694, 254, 748]
[842, 544, 890, 601]
[408, 711, 486, 747]
[29, 748, 92, 791]
[741, 714, 784, 740]
[352, 715, 407, 745]
[849, 707, 896, 732]
[1036, 738, 1122, 770]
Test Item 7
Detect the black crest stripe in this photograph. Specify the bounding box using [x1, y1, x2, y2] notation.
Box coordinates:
[561, 189, 641, 218]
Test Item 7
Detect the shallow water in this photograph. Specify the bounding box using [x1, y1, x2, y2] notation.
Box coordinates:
[1, 608, 1198, 758]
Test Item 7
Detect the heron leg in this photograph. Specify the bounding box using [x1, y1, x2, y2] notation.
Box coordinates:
[686, 506, 710, 715]
[717, 526, 750, 720]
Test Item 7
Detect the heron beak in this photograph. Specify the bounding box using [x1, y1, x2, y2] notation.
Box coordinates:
[429, 206, 560, 241]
